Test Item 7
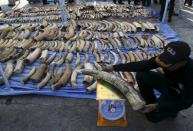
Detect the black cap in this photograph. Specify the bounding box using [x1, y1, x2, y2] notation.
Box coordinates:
[156, 41, 191, 68]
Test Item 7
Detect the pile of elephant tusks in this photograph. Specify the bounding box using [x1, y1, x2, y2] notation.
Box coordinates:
[0, 4, 166, 99]
[0, 4, 153, 23]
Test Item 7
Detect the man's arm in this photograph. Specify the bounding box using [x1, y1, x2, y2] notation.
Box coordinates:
[113, 57, 159, 72]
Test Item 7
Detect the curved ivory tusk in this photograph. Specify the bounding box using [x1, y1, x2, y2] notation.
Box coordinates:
[52, 62, 72, 90]
[128, 51, 136, 62]
[106, 51, 112, 64]
[86, 81, 97, 93]
[151, 35, 164, 48]
[83, 41, 90, 52]
[108, 37, 118, 48]
[128, 23, 137, 33]
[118, 49, 126, 64]
[141, 22, 150, 32]
[59, 41, 65, 52]
[85, 30, 93, 40]
[98, 51, 105, 62]
[55, 41, 62, 51]
[94, 40, 98, 52]
[136, 52, 144, 61]
[37, 72, 51, 89]
[65, 25, 75, 40]
[71, 64, 83, 87]
[6, 60, 14, 78]
[49, 67, 63, 85]
[14, 59, 24, 73]
[21, 66, 36, 84]
[83, 63, 94, 84]
[24, 48, 41, 64]
[79, 69, 145, 111]
[113, 38, 121, 48]
[0, 60, 14, 85]
[30, 63, 47, 82]
[46, 52, 56, 64]
[110, 51, 119, 65]
[79, 39, 85, 52]
[65, 52, 74, 63]
[75, 53, 80, 67]
[133, 52, 141, 62]
[93, 61, 102, 71]
[40, 49, 49, 62]
[146, 22, 156, 31]
[154, 34, 166, 48]
[69, 41, 77, 53]
[133, 22, 142, 31]
[51, 56, 61, 66]
[19, 50, 30, 60]
[57, 52, 67, 66]
[93, 51, 100, 62]
[83, 53, 89, 64]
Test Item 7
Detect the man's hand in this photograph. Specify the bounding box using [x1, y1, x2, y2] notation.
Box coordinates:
[102, 65, 114, 72]
[141, 104, 158, 113]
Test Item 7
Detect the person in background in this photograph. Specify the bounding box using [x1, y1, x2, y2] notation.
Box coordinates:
[142, 0, 151, 6]
[174, 0, 184, 16]
[42, 0, 49, 5]
[154, 0, 158, 4]
[184, 0, 192, 7]
[113, 0, 123, 4]
[8, 0, 16, 6]
[160, 0, 175, 22]
[102, 41, 193, 123]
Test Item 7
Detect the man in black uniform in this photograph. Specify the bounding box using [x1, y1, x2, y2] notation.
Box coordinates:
[103, 41, 193, 123]
[160, 0, 175, 22]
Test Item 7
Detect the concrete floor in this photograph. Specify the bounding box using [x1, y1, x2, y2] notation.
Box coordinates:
[1, 1, 193, 131]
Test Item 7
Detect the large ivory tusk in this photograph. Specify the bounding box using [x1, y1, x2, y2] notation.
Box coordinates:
[83, 63, 94, 84]
[14, 59, 24, 73]
[79, 69, 145, 111]
[71, 64, 83, 87]
[24, 48, 41, 64]
[21, 67, 36, 84]
[37, 72, 51, 89]
[52, 62, 72, 90]
[30, 64, 47, 82]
